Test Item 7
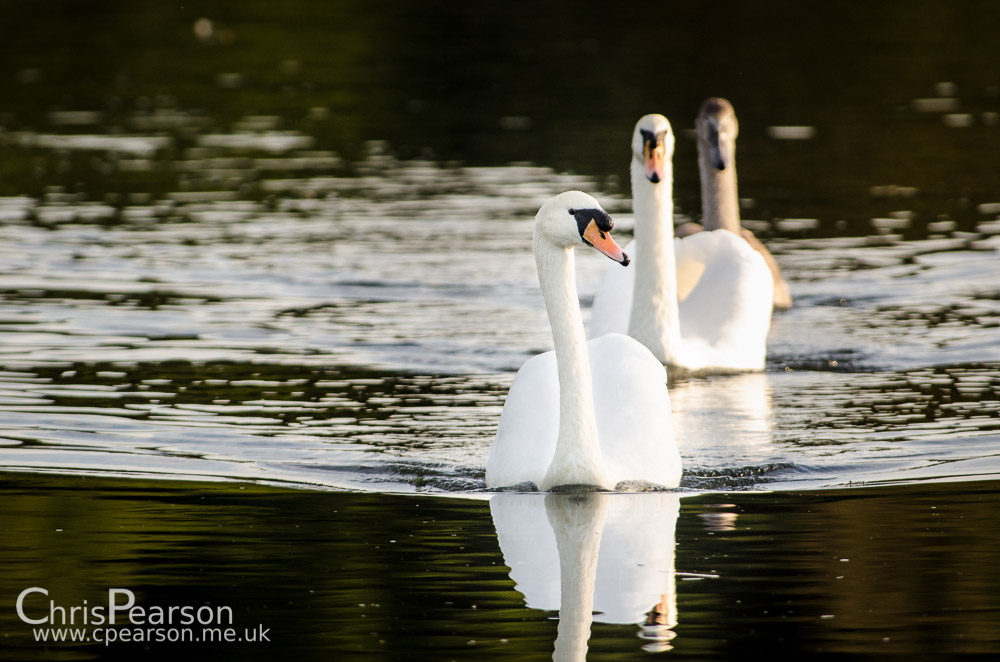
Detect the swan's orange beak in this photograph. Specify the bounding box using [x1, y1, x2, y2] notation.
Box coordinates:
[582, 219, 629, 266]
[644, 137, 665, 183]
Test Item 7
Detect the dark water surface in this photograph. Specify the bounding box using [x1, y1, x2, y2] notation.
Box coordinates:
[2, 473, 1000, 660]
[2, 1, 1000, 659]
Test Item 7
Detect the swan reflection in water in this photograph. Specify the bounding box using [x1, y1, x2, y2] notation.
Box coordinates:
[671, 371, 775, 486]
[491, 492, 681, 659]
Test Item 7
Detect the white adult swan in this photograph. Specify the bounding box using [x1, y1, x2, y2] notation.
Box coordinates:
[486, 191, 680, 491]
[680, 97, 792, 310]
[589, 114, 773, 373]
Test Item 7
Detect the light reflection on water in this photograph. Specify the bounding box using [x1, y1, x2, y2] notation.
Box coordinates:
[0, 145, 998, 492]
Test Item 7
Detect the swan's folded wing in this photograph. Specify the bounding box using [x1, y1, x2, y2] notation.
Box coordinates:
[740, 228, 793, 309]
[674, 236, 707, 302]
[587, 334, 680, 488]
[486, 351, 559, 489]
[676, 230, 773, 370]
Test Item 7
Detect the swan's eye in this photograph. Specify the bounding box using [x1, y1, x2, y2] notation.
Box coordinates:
[570, 208, 613, 237]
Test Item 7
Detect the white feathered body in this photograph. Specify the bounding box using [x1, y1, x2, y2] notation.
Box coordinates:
[486, 333, 679, 490]
[590, 229, 773, 372]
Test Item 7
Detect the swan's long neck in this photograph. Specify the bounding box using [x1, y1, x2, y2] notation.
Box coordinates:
[628, 159, 683, 367]
[535, 234, 609, 491]
[698, 143, 741, 233]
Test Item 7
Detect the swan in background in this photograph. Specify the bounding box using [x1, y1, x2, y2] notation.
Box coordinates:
[486, 191, 680, 491]
[590, 114, 773, 373]
[678, 97, 793, 310]
[491, 493, 681, 657]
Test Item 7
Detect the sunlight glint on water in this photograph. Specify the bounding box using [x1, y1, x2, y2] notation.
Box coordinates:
[0, 146, 998, 492]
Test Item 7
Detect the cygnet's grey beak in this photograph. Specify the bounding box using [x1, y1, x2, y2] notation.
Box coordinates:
[709, 128, 730, 170]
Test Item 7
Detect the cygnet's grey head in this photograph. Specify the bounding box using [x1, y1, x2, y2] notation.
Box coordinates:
[631, 114, 674, 184]
[696, 97, 739, 170]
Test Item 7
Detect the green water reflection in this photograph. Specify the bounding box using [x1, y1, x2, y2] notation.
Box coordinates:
[2, 472, 999, 660]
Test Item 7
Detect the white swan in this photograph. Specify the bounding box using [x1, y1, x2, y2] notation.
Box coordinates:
[486, 191, 680, 491]
[686, 97, 793, 310]
[589, 114, 773, 373]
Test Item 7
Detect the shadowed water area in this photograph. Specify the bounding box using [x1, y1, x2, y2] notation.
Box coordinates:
[1, 0, 999, 658]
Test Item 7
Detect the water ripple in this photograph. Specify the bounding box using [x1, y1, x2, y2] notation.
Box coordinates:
[0, 130, 998, 493]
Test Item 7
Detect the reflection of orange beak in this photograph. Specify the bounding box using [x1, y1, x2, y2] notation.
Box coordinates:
[644, 140, 665, 183]
[582, 219, 629, 265]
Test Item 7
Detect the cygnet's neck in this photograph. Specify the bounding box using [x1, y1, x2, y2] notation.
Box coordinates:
[698, 143, 741, 233]
[534, 233, 609, 491]
[628, 159, 683, 367]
